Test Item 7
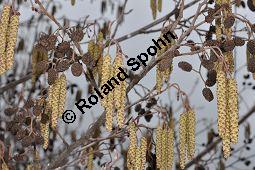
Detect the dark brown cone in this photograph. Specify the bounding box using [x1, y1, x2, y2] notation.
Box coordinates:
[224, 16, 235, 28]
[56, 59, 70, 72]
[33, 105, 42, 117]
[81, 53, 94, 66]
[251, 24, 255, 33]
[24, 99, 34, 109]
[71, 62, 83, 77]
[206, 70, 217, 87]
[202, 87, 214, 102]
[205, 15, 214, 23]
[233, 37, 245, 46]
[248, 57, 255, 73]
[41, 113, 49, 124]
[247, 40, 255, 55]
[71, 28, 84, 42]
[48, 68, 58, 85]
[57, 41, 70, 53]
[14, 114, 26, 124]
[201, 60, 214, 70]
[54, 52, 65, 59]
[204, 40, 220, 47]
[36, 60, 48, 72]
[178, 61, 192, 72]
[16, 129, 29, 140]
[4, 107, 18, 116]
[248, 0, 255, 11]
[222, 40, 235, 52]
[34, 134, 44, 145]
[21, 136, 33, 147]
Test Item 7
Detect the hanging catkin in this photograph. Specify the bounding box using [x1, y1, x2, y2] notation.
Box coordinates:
[179, 113, 187, 170]
[40, 122, 49, 149]
[101, 54, 113, 131]
[228, 78, 239, 144]
[87, 147, 94, 170]
[114, 53, 125, 128]
[48, 74, 67, 129]
[156, 125, 163, 169]
[6, 13, 19, 70]
[223, 79, 231, 158]
[0, 5, 10, 75]
[127, 122, 137, 169]
[140, 137, 147, 169]
[135, 146, 142, 170]
[161, 127, 167, 169]
[216, 69, 227, 138]
[186, 109, 196, 160]
[167, 126, 174, 169]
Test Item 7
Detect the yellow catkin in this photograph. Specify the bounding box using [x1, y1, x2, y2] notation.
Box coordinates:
[5, 14, 19, 70]
[216, 69, 227, 138]
[135, 146, 142, 170]
[167, 127, 174, 169]
[48, 74, 66, 129]
[105, 66, 113, 131]
[40, 122, 49, 149]
[140, 137, 147, 169]
[101, 54, 111, 107]
[156, 125, 163, 169]
[58, 74, 67, 117]
[87, 147, 94, 170]
[97, 32, 104, 85]
[228, 78, 239, 144]
[179, 113, 187, 170]
[186, 109, 196, 160]
[114, 53, 125, 128]
[223, 79, 231, 158]
[161, 127, 167, 169]
[127, 122, 137, 169]
[0, 5, 10, 75]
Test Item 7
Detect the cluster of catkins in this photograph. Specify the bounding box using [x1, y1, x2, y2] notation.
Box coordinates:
[0, 5, 19, 75]
[101, 52, 126, 131]
[155, 119, 174, 169]
[127, 122, 147, 169]
[213, 0, 239, 159]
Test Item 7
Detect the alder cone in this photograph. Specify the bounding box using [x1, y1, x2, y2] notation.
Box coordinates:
[248, 0, 255, 11]
[247, 40, 255, 55]
[71, 28, 84, 42]
[71, 62, 83, 77]
[247, 57, 255, 73]
[36, 60, 48, 72]
[56, 59, 70, 72]
[57, 41, 70, 53]
[201, 60, 214, 70]
[233, 37, 245, 46]
[224, 16, 235, 28]
[222, 40, 235, 52]
[202, 87, 214, 102]
[48, 68, 58, 85]
[178, 61, 192, 72]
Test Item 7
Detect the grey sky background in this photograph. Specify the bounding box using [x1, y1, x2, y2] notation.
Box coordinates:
[11, 0, 255, 169]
